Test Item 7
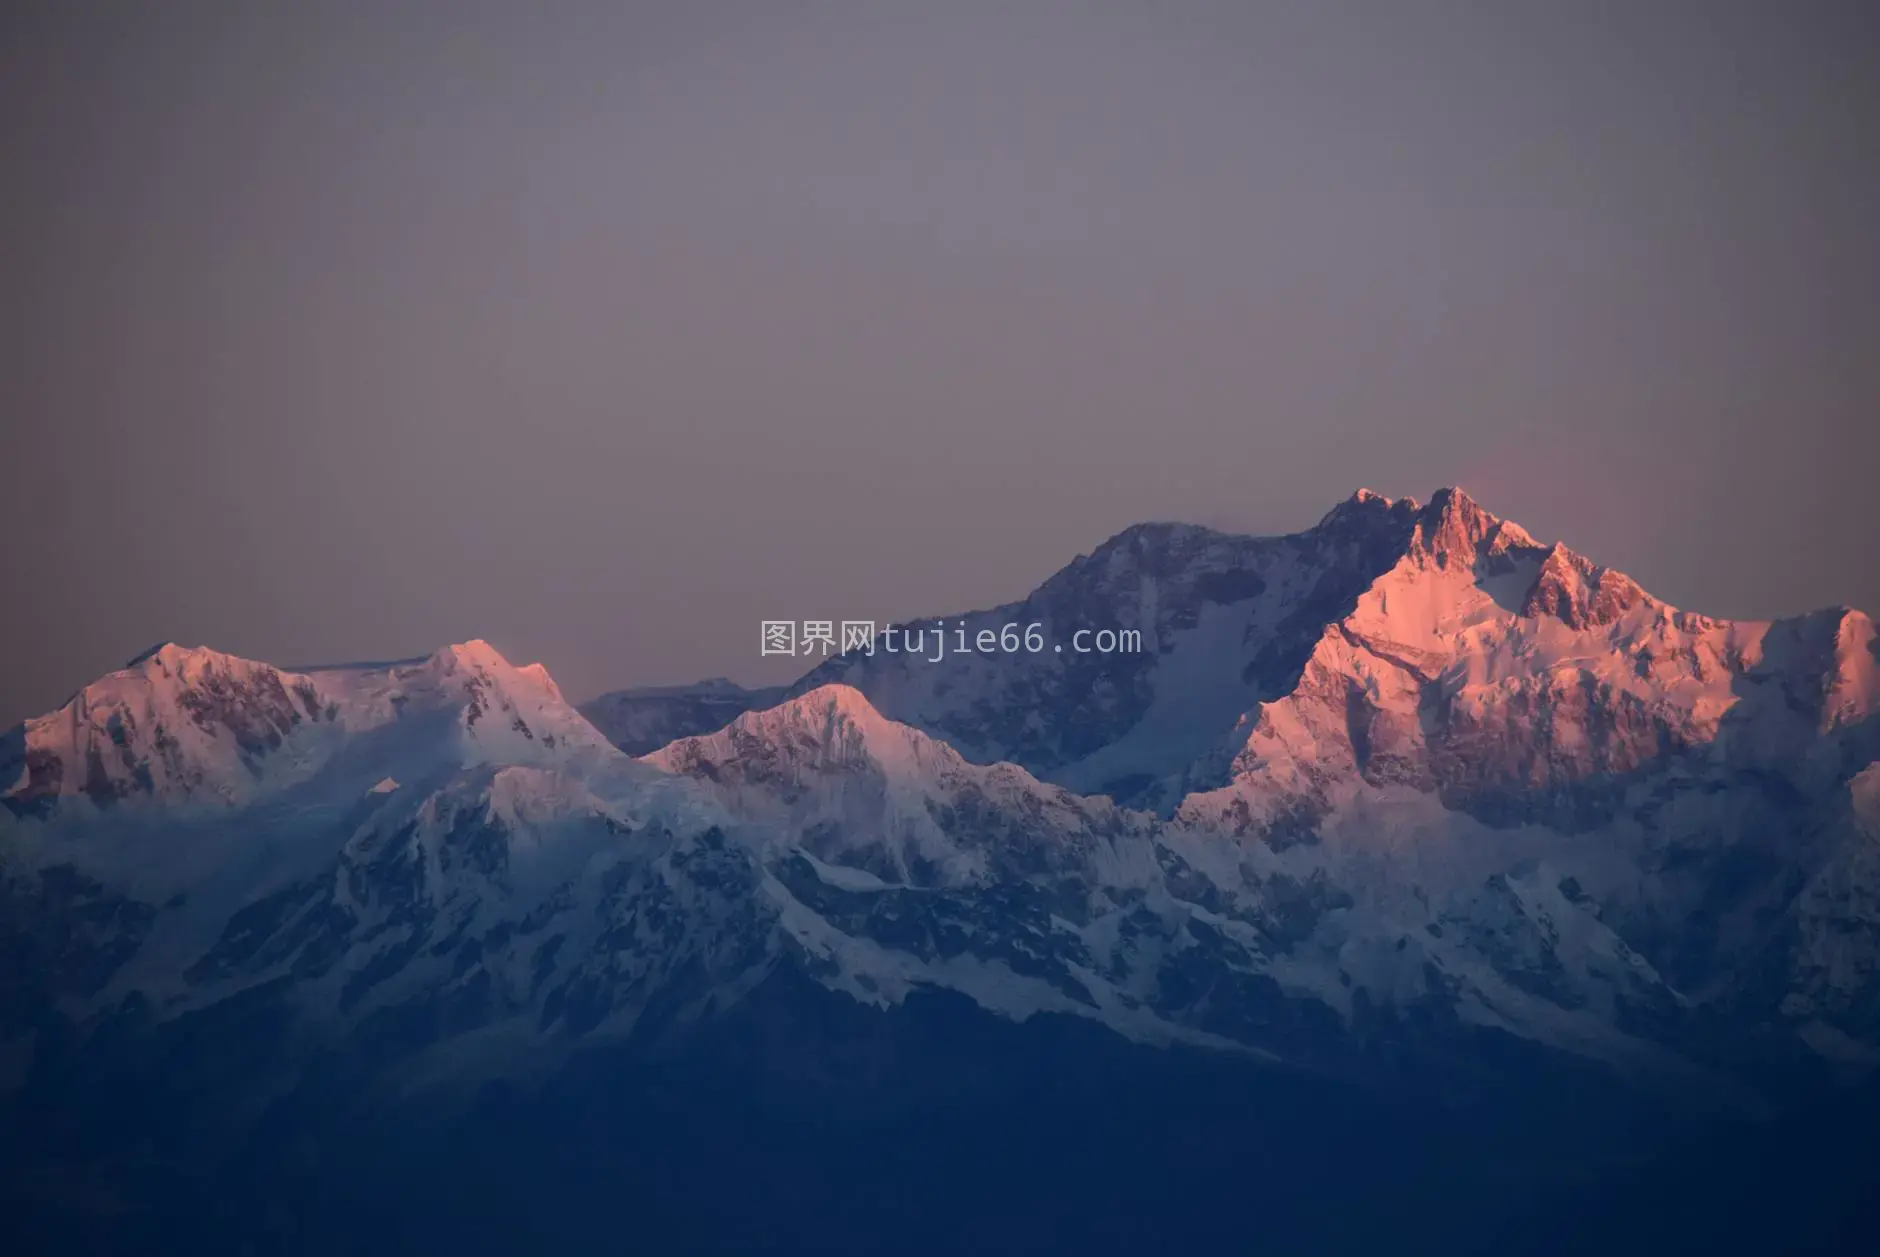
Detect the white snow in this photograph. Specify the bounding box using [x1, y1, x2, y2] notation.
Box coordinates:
[5, 487, 1876, 1098]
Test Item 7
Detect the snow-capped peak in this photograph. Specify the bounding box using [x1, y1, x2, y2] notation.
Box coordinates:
[6, 486, 1879, 1128]
[645, 683, 969, 783]
[1519, 541, 1652, 629]
[1316, 486, 1422, 530]
[419, 638, 539, 686]
[1406, 486, 1525, 567]
[714, 681, 893, 738]
[2, 644, 336, 809]
[3, 638, 618, 813]
[1317, 486, 1542, 570]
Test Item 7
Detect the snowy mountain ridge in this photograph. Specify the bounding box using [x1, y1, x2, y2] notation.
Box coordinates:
[4, 487, 1878, 1117]
[3, 638, 617, 815]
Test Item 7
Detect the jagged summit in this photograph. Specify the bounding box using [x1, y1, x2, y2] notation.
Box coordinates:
[1520, 541, 1651, 629]
[730, 486, 1696, 813]
[1306, 487, 1547, 579]
[1410, 486, 1508, 562]
[1323, 485, 1542, 570]
[1312, 486, 1646, 619]
[1066, 486, 1516, 587]
[6, 486, 1880, 1153]
[3, 638, 609, 811]
[1317, 486, 1421, 529]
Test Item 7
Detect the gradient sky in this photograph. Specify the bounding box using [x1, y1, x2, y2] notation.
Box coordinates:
[3, 0, 1877, 726]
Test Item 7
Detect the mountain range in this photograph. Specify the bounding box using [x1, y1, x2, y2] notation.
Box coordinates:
[5, 487, 1877, 1254]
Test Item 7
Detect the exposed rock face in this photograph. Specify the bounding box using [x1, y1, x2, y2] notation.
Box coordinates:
[1520, 543, 1649, 629]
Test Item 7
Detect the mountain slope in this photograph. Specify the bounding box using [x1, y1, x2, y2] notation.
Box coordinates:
[777, 493, 1425, 811]
[1171, 489, 1880, 1071]
[577, 487, 1880, 1088]
[2, 639, 618, 817]
[3, 489, 1878, 1233]
[578, 492, 1430, 810]
[579, 677, 789, 756]
[5, 489, 1880, 1254]
[0, 641, 754, 1104]
[641, 684, 1776, 1096]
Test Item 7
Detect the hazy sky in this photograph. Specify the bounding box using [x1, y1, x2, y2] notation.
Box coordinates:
[3, 0, 1876, 725]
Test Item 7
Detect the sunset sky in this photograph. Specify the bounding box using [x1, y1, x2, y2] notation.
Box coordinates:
[3, 0, 1876, 725]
